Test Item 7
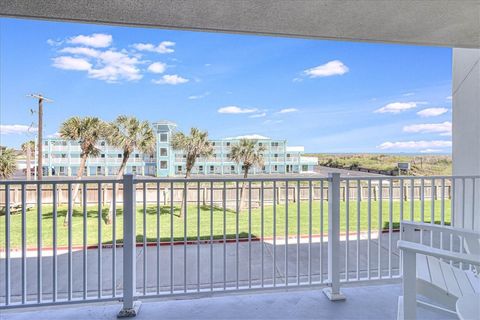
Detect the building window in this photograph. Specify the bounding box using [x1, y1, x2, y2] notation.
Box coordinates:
[160, 148, 168, 156]
[160, 133, 168, 142]
[231, 165, 235, 171]
[258, 142, 263, 146]
[118, 154, 122, 158]
[177, 166, 182, 172]
[135, 154, 140, 158]
[272, 142, 279, 147]
[226, 153, 231, 158]
[287, 154, 291, 158]
[44, 141, 48, 146]
[160, 161, 168, 169]
[274, 165, 278, 171]
[132, 166, 137, 174]
[199, 165, 204, 172]
[61, 154, 67, 158]
[100, 141, 106, 146]
[210, 165, 214, 172]
[226, 142, 230, 146]
[212, 142, 216, 146]
[302, 165, 308, 171]
[274, 154, 278, 158]
[101, 154, 105, 158]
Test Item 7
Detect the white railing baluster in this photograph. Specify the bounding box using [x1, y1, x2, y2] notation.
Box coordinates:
[308, 181, 313, 285]
[5, 184, 11, 306]
[197, 182, 201, 292]
[183, 182, 187, 293]
[97, 183, 102, 298]
[113, 181, 117, 298]
[155, 182, 160, 295]
[52, 183, 57, 302]
[367, 179, 371, 280]
[261, 181, 265, 288]
[210, 181, 214, 291]
[297, 180, 300, 285]
[248, 181, 252, 289]
[320, 180, 324, 283]
[356, 180, 361, 280]
[285, 180, 289, 287]
[21, 184, 27, 304]
[223, 181, 227, 290]
[378, 179, 382, 279]
[170, 182, 174, 294]
[143, 182, 147, 295]
[273, 181, 277, 287]
[37, 184, 42, 303]
[82, 183, 88, 300]
[67, 183, 73, 300]
[346, 180, 350, 281]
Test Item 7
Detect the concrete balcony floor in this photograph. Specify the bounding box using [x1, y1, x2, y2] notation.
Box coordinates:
[2, 283, 453, 320]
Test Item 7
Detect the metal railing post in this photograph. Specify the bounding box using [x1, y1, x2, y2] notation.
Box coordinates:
[323, 173, 346, 300]
[118, 174, 141, 317]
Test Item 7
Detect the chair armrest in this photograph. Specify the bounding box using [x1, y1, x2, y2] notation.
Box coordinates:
[400, 221, 480, 238]
[397, 240, 480, 266]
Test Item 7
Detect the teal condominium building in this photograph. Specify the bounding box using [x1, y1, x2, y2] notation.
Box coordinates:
[42, 121, 318, 177]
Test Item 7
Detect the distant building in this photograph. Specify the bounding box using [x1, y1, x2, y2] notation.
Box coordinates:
[42, 120, 318, 177]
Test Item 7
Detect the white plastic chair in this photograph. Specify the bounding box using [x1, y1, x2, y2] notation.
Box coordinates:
[397, 221, 480, 319]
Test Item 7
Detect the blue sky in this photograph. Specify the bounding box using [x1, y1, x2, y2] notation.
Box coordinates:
[0, 18, 452, 153]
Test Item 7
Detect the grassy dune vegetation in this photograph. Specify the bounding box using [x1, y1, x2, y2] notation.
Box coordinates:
[309, 154, 452, 176]
[1, 199, 451, 248]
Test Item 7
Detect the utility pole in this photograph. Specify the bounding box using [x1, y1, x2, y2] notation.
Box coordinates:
[27, 94, 53, 180]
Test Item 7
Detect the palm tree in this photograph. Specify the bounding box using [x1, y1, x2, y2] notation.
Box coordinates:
[21, 140, 35, 180]
[0, 148, 17, 179]
[59, 117, 107, 225]
[106, 116, 156, 224]
[229, 139, 265, 211]
[171, 128, 213, 217]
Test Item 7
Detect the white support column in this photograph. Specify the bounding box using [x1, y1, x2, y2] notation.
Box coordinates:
[452, 48, 480, 231]
[118, 174, 141, 317]
[323, 172, 346, 301]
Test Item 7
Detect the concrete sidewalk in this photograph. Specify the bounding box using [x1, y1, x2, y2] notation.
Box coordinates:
[0, 233, 400, 303]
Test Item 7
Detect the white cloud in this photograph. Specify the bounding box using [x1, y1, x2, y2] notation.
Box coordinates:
[147, 62, 167, 74]
[188, 92, 210, 100]
[0, 124, 37, 135]
[277, 108, 299, 114]
[132, 41, 175, 54]
[420, 149, 442, 153]
[378, 140, 451, 150]
[403, 121, 452, 136]
[403, 92, 415, 96]
[249, 112, 267, 118]
[60, 47, 100, 58]
[52, 56, 92, 71]
[263, 119, 283, 125]
[68, 33, 112, 48]
[217, 106, 258, 114]
[416, 107, 449, 117]
[303, 60, 349, 78]
[375, 102, 418, 114]
[88, 50, 142, 82]
[446, 95, 452, 100]
[152, 74, 189, 85]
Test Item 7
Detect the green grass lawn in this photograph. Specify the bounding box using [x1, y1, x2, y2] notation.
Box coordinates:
[0, 199, 451, 248]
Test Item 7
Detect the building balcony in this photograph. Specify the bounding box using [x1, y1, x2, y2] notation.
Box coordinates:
[0, 174, 476, 319]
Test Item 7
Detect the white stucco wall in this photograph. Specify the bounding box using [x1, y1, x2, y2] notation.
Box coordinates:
[452, 48, 480, 231]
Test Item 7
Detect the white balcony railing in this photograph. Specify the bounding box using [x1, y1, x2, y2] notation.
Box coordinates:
[0, 174, 477, 316]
